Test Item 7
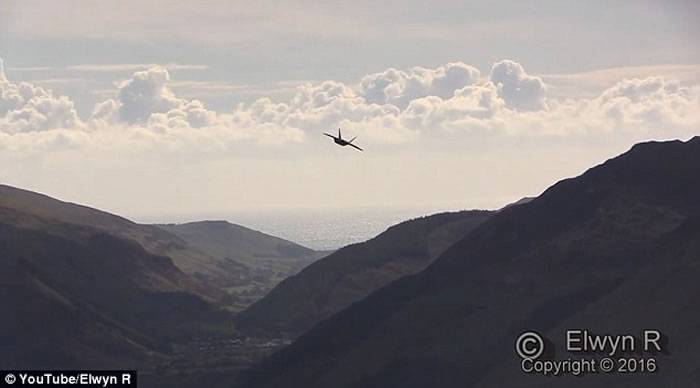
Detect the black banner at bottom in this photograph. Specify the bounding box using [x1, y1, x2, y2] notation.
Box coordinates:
[1, 371, 136, 387]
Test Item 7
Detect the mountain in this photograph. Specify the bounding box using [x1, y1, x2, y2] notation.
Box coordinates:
[159, 221, 325, 310]
[238, 137, 700, 388]
[0, 185, 222, 289]
[236, 210, 493, 336]
[159, 221, 316, 263]
[0, 185, 324, 311]
[0, 195, 229, 370]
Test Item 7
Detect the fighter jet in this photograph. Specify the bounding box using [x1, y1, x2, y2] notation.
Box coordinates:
[323, 128, 363, 151]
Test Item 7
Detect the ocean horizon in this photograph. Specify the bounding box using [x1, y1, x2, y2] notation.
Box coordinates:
[137, 205, 479, 251]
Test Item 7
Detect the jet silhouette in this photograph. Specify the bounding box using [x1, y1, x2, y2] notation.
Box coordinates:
[323, 128, 363, 151]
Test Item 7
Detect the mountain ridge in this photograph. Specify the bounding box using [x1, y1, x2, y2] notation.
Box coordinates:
[236, 209, 494, 336]
[0, 184, 324, 310]
[159, 220, 324, 311]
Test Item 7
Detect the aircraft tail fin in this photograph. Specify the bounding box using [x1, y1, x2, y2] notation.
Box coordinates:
[349, 136, 357, 143]
[338, 128, 342, 140]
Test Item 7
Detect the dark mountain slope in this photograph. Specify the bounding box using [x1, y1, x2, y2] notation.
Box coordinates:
[0, 184, 222, 285]
[478, 215, 700, 388]
[239, 137, 700, 388]
[236, 210, 493, 336]
[0, 206, 228, 370]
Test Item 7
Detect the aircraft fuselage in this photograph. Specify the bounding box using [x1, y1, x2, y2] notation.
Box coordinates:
[334, 138, 350, 146]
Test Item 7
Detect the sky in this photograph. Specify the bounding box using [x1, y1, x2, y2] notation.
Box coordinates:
[1, 0, 699, 221]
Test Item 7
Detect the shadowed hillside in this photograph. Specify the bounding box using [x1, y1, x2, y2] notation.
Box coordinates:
[236, 210, 493, 336]
[0, 185, 228, 291]
[0, 206, 228, 370]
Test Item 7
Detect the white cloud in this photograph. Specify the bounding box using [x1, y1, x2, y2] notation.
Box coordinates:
[232, 60, 698, 141]
[86, 66, 304, 145]
[400, 83, 505, 132]
[489, 60, 547, 111]
[90, 66, 306, 144]
[114, 67, 182, 123]
[541, 64, 700, 99]
[0, 58, 304, 152]
[231, 80, 410, 143]
[358, 62, 481, 108]
[0, 60, 82, 134]
[96, 66, 218, 128]
[1, 56, 698, 155]
[590, 77, 700, 131]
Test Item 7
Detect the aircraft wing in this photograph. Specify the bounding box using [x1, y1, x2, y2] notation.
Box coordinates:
[323, 133, 335, 139]
[349, 143, 363, 151]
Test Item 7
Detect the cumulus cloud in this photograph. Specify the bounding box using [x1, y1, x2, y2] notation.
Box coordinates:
[0, 59, 82, 133]
[116, 67, 180, 123]
[358, 62, 481, 108]
[79, 65, 302, 144]
[400, 83, 505, 131]
[93, 66, 216, 128]
[226, 59, 699, 142]
[0, 58, 304, 152]
[1, 56, 698, 154]
[489, 60, 547, 111]
[231, 80, 408, 143]
[590, 77, 700, 130]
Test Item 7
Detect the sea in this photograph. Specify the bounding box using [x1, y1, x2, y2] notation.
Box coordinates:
[146, 206, 474, 251]
[223, 207, 435, 251]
